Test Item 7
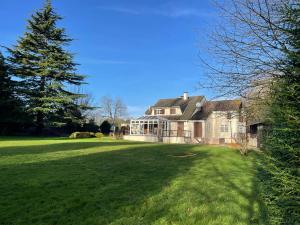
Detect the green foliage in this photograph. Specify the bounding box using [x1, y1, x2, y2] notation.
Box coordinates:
[0, 137, 268, 225]
[0, 52, 26, 134]
[260, 3, 300, 225]
[95, 132, 104, 138]
[69, 132, 95, 139]
[82, 119, 100, 133]
[100, 120, 112, 135]
[8, 0, 86, 132]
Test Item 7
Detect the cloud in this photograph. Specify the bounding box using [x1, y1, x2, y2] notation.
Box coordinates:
[154, 8, 213, 18]
[97, 5, 214, 18]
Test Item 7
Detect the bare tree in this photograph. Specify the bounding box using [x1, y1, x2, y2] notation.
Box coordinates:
[198, 0, 297, 153]
[199, 0, 294, 100]
[72, 86, 96, 120]
[99, 96, 128, 131]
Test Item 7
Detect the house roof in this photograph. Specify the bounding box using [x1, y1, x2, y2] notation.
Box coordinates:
[145, 96, 204, 120]
[152, 97, 192, 111]
[145, 97, 241, 121]
[191, 100, 242, 120]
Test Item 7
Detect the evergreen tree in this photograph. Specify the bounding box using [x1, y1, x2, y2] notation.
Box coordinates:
[100, 121, 111, 135]
[261, 2, 300, 224]
[0, 51, 24, 134]
[8, 0, 85, 133]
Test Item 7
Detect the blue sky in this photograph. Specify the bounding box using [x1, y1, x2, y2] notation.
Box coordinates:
[0, 0, 219, 116]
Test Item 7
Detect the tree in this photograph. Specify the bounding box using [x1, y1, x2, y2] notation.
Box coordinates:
[82, 118, 99, 133]
[0, 51, 24, 134]
[262, 3, 300, 224]
[199, 1, 299, 224]
[100, 120, 112, 135]
[99, 96, 128, 132]
[199, 0, 291, 99]
[8, 0, 85, 133]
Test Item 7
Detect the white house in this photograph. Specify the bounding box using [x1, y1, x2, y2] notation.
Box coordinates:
[124, 92, 246, 144]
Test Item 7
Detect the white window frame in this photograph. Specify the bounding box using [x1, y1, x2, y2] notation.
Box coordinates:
[220, 124, 229, 132]
[155, 109, 164, 115]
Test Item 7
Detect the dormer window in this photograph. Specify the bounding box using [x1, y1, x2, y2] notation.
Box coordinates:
[170, 108, 176, 114]
[154, 109, 164, 115]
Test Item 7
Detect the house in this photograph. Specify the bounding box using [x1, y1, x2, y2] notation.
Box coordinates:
[124, 92, 246, 144]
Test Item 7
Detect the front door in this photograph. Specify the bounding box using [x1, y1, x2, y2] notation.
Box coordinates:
[177, 122, 184, 137]
[194, 122, 202, 138]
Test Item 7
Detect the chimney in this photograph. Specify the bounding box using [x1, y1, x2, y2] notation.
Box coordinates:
[183, 92, 189, 100]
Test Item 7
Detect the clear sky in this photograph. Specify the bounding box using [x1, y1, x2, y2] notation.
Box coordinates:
[0, 0, 219, 117]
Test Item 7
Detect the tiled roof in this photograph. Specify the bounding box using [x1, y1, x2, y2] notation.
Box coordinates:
[153, 97, 192, 111]
[191, 100, 242, 120]
[145, 96, 204, 120]
[145, 97, 241, 121]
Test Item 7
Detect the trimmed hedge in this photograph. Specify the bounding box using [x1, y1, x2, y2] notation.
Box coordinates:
[69, 132, 95, 139]
[95, 132, 104, 138]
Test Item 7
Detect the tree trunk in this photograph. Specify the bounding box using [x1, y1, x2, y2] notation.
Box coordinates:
[36, 76, 45, 134]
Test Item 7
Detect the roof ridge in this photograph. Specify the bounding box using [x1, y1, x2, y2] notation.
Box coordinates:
[157, 95, 203, 100]
[208, 99, 240, 102]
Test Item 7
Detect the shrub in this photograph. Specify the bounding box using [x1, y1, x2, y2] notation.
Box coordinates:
[95, 132, 104, 138]
[69, 132, 95, 139]
[100, 120, 111, 135]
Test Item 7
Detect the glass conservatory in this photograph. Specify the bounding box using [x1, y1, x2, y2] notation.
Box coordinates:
[129, 116, 169, 136]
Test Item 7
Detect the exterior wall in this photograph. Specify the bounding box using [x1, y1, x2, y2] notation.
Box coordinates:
[169, 121, 178, 131]
[204, 111, 245, 144]
[167, 120, 205, 144]
[123, 135, 158, 142]
[162, 137, 186, 144]
[248, 136, 258, 147]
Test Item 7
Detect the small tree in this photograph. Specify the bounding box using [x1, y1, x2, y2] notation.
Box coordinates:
[100, 120, 111, 135]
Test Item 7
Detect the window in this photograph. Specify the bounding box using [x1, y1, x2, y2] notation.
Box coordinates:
[220, 124, 229, 132]
[170, 108, 176, 114]
[227, 112, 232, 119]
[154, 109, 164, 115]
[238, 125, 246, 133]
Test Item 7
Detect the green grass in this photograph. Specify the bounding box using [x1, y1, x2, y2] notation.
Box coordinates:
[0, 137, 269, 225]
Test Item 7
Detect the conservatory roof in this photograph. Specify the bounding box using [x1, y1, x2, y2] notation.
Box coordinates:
[135, 115, 169, 121]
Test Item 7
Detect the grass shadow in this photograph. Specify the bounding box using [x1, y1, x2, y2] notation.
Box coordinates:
[0, 140, 144, 157]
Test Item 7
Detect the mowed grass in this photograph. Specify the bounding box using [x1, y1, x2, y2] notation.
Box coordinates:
[0, 137, 269, 225]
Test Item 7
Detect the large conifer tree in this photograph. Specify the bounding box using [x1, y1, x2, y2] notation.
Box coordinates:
[8, 0, 85, 132]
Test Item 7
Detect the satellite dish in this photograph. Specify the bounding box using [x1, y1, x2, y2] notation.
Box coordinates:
[196, 102, 202, 108]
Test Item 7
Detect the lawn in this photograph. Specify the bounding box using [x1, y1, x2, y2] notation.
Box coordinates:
[0, 137, 269, 225]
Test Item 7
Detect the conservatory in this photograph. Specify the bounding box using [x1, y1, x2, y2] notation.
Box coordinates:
[124, 115, 192, 143]
[129, 115, 169, 136]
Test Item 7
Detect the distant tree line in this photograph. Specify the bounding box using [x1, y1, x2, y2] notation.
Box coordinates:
[0, 1, 96, 136]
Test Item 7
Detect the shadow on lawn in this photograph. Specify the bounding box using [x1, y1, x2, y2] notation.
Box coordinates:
[207, 156, 270, 225]
[0, 140, 142, 156]
[0, 142, 269, 225]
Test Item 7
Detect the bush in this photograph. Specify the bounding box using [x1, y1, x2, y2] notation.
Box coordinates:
[100, 120, 111, 135]
[95, 132, 104, 138]
[69, 132, 95, 139]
